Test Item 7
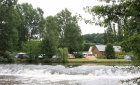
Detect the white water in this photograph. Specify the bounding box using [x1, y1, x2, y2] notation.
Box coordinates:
[0, 64, 140, 85]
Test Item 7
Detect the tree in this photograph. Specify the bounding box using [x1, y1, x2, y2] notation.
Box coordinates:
[16, 3, 45, 50]
[104, 43, 115, 59]
[121, 32, 140, 64]
[104, 30, 108, 44]
[0, 0, 20, 54]
[40, 37, 56, 59]
[22, 40, 40, 62]
[39, 16, 59, 59]
[117, 21, 123, 42]
[83, 43, 94, 51]
[56, 8, 84, 53]
[105, 25, 114, 44]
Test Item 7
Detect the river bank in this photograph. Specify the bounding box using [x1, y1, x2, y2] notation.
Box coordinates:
[68, 58, 131, 63]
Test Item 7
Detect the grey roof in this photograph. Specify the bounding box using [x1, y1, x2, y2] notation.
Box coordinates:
[95, 45, 121, 52]
[96, 45, 106, 51]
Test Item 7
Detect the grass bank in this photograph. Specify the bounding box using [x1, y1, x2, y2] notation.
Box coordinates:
[68, 58, 131, 63]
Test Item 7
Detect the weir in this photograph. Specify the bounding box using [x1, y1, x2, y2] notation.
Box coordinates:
[0, 64, 139, 85]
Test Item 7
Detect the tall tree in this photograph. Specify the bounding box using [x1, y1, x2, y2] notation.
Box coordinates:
[40, 16, 59, 58]
[56, 8, 84, 53]
[16, 3, 45, 50]
[0, 0, 20, 53]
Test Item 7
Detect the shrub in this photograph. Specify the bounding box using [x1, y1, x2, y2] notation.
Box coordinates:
[116, 54, 124, 59]
[97, 56, 106, 59]
[43, 57, 50, 63]
[73, 52, 83, 58]
[56, 48, 68, 63]
[104, 43, 115, 59]
[0, 51, 15, 63]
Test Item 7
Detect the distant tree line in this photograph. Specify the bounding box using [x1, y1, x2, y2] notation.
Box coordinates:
[83, 33, 104, 51]
[83, 33, 104, 44]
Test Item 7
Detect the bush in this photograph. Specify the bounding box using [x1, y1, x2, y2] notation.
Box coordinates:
[116, 54, 124, 59]
[0, 57, 7, 62]
[74, 52, 83, 58]
[43, 57, 50, 63]
[0, 51, 15, 63]
[97, 56, 106, 59]
[56, 48, 68, 63]
[104, 43, 115, 59]
[26, 56, 36, 63]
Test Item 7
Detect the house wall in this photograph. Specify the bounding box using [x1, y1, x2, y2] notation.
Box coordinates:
[92, 46, 122, 57]
[92, 46, 103, 57]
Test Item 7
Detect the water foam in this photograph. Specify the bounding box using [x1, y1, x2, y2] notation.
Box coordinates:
[0, 64, 139, 85]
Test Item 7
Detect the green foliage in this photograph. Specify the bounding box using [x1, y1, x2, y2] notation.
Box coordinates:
[0, 57, 7, 62]
[40, 16, 59, 60]
[22, 40, 40, 61]
[0, 0, 20, 52]
[83, 43, 94, 51]
[121, 32, 140, 64]
[73, 52, 84, 58]
[0, 51, 15, 63]
[62, 48, 68, 63]
[97, 56, 106, 59]
[104, 26, 115, 44]
[116, 54, 124, 59]
[104, 43, 115, 59]
[83, 33, 104, 44]
[40, 37, 57, 59]
[56, 8, 84, 53]
[16, 3, 45, 50]
[11, 28, 19, 51]
[43, 57, 50, 63]
[121, 32, 140, 53]
[56, 48, 68, 63]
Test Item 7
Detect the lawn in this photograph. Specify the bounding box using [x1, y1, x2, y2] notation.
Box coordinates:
[68, 58, 131, 63]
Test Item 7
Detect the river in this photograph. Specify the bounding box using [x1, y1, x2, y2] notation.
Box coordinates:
[0, 64, 139, 85]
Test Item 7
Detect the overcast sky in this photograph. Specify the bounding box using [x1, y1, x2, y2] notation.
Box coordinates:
[18, 0, 105, 35]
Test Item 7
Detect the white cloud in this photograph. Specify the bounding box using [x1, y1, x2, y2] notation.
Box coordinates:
[18, 0, 105, 35]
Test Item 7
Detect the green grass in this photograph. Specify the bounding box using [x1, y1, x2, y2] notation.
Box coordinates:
[68, 58, 131, 63]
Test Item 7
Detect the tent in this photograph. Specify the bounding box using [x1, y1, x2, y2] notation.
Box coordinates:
[85, 56, 97, 60]
[14, 52, 29, 59]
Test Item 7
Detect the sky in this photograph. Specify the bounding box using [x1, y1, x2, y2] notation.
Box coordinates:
[18, 0, 106, 35]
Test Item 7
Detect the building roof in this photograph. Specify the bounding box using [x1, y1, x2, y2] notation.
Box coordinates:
[95, 45, 106, 51]
[95, 45, 121, 52]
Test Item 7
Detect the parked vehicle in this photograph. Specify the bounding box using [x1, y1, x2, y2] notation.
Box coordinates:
[52, 55, 59, 59]
[68, 54, 75, 58]
[124, 55, 132, 60]
[38, 54, 45, 59]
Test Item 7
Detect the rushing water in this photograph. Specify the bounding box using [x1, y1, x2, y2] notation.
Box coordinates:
[0, 64, 140, 85]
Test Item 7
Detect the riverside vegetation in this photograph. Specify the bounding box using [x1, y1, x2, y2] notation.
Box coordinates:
[0, 0, 139, 64]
